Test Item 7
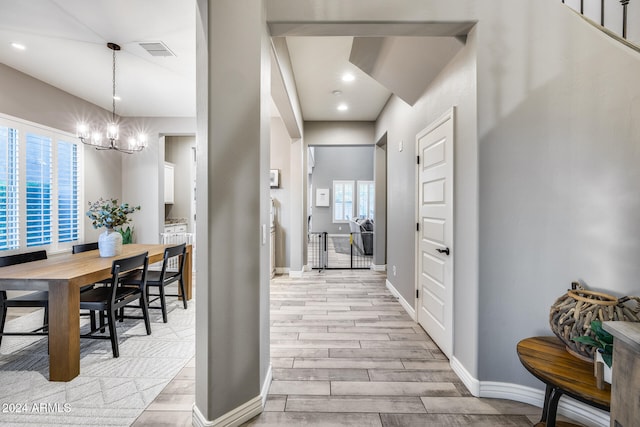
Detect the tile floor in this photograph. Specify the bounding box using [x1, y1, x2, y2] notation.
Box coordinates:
[132, 270, 584, 426]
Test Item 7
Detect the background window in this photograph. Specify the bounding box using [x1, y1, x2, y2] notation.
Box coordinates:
[333, 180, 354, 222]
[357, 180, 375, 220]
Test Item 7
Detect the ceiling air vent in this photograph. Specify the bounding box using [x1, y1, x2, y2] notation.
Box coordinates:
[139, 41, 175, 57]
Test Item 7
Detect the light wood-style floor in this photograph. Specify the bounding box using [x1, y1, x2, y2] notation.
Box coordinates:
[133, 270, 584, 427]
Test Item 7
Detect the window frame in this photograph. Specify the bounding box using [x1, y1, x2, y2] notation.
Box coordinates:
[0, 113, 84, 254]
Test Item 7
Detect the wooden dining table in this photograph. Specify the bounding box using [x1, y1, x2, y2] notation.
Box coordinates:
[0, 243, 192, 382]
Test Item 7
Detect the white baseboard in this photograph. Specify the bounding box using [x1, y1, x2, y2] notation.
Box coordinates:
[274, 267, 289, 274]
[192, 366, 272, 427]
[370, 264, 386, 272]
[385, 279, 416, 321]
[480, 381, 609, 427]
[449, 358, 608, 427]
[450, 356, 480, 396]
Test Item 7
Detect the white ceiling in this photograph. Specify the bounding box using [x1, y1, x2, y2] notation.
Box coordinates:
[0, 1, 466, 123]
[285, 36, 391, 121]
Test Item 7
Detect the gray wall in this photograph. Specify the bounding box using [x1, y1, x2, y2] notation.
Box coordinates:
[373, 137, 387, 267]
[375, 27, 479, 376]
[310, 145, 375, 234]
[270, 117, 292, 268]
[305, 121, 375, 146]
[475, 0, 640, 385]
[195, 0, 271, 422]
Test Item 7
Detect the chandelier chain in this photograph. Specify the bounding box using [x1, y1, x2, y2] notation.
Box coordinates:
[112, 46, 116, 122]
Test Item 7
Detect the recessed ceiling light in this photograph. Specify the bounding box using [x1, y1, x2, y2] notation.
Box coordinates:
[332, 90, 343, 96]
[337, 104, 348, 111]
[11, 42, 26, 50]
[341, 73, 355, 82]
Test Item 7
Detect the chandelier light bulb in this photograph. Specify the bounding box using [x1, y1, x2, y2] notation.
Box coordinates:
[76, 123, 89, 140]
[106, 123, 119, 141]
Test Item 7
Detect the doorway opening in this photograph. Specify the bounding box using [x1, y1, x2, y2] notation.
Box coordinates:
[307, 145, 375, 270]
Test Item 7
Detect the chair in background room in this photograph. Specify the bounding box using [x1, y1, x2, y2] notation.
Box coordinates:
[79, 252, 151, 358]
[72, 242, 99, 254]
[124, 243, 187, 323]
[0, 250, 49, 348]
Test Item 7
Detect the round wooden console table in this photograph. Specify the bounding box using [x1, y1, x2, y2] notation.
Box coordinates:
[517, 336, 610, 427]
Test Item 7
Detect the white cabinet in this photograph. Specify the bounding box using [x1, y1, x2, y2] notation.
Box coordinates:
[164, 223, 187, 233]
[164, 162, 175, 204]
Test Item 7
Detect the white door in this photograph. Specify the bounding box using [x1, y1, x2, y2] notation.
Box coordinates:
[416, 108, 454, 358]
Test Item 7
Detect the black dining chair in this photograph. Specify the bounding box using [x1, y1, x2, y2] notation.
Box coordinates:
[72, 242, 103, 330]
[79, 252, 151, 358]
[123, 243, 187, 323]
[72, 242, 99, 254]
[0, 250, 49, 348]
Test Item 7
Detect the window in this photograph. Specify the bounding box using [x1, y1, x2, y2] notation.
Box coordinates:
[0, 114, 82, 253]
[357, 181, 375, 220]
[333, 180, 354, 222]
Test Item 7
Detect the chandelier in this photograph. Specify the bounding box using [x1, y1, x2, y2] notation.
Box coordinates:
[76, 42, 147, 154]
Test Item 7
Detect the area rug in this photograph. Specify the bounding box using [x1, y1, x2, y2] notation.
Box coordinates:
[0, 288, 195, 427]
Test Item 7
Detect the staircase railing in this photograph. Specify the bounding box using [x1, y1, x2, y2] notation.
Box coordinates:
[561, 0, 637, 48]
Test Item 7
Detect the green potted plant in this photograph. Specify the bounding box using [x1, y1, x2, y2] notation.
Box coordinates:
[572, 320, 613, 386]
[86, 198, 140, 257]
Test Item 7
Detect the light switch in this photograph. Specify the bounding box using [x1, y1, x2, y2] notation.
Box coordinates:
[398, 140, 404, 152]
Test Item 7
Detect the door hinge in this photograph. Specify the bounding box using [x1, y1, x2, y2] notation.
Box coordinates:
[416, 155, 420, 165]
[416, 289, 419, 298]
[416, 222, 420, 232]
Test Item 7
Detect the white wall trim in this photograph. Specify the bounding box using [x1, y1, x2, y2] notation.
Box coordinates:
[261, 365, 273, 407]
[448, 357, 608, 427]
[191, 366, 271, 427]
[480, 382, 609, 427]
[275, 267, 290, 274]
[386, 279, 416, 321]
[450, 356, 480, 396]
[192, 395, 263, 427]
[370, 264, 386, 272]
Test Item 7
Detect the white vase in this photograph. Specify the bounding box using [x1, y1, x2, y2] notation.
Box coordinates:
[98, 228, 123, 257]
[596, 352, 612, 384]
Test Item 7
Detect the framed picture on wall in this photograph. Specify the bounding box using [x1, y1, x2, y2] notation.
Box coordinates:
[316, 188, 330, 207]
[270, 169, 280, 188]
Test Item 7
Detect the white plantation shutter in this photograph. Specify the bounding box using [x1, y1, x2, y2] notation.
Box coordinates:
[57, 141, 78, 243]
[333, 180, 354, 223]
[357, 181, 375, 220]
[25, 133, 52, 247]
[0, 114, 82, 253]
[0, 125, 20, 250]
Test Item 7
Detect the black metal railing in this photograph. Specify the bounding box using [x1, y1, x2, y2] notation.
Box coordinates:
[562, 0, 633, 40]
[307, 231, 373, 270]
[309, 231, 327, 270]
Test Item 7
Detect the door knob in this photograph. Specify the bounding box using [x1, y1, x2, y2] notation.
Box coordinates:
[436, 247, 450, 256]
